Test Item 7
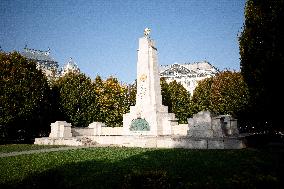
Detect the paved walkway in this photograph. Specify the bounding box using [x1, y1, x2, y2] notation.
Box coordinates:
[0, 146, 93, 158]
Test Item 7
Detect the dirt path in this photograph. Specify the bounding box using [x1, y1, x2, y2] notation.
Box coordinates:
[0, 146, 93, 158]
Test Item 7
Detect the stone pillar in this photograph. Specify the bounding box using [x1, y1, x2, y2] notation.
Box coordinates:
[49, 121, 72, 138]
[221, 115, 239, 136]
[212, 115, 240, 137]
[88, 122, 104, 135]
[123, 29, 178, 136]
[187, 111, 214, 138]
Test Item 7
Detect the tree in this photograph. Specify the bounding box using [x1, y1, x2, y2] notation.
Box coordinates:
[0, 52, 51, 141]
[97, 76, 128, 127]
[210, 71, 250, 117]
[53, 72, 97, 127]
[92, 75, 105, 123]
[191, 71, 249, 117]
[239, 0, 284, 128]
[168, 81, 192, 123]
[191, 77, 213, 114]
[161, 78, 192, 123]
[126, 79, 137, 108]
[161, 78, 172, 110]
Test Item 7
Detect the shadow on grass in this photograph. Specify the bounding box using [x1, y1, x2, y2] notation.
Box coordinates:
[244, 133, 284, 149]
[1, 148, 284, 189]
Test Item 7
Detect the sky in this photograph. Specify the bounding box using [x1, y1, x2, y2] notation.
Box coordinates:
[0, 0, 246, 84]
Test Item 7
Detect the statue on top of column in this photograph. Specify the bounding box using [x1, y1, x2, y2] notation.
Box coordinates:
[144, 27, 151, 38]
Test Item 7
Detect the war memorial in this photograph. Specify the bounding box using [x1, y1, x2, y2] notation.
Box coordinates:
[34, 28, 246, 149]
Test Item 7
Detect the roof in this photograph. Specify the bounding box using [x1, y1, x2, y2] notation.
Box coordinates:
[160, 61, 219, 73]
[63, 58, 80, 71]
[21, 47, 57, 63]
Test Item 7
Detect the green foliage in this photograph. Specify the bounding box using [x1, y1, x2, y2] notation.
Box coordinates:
[210, 71, 250, 116]
[0, 144, 64, 153]
[161, 78, 172, 110]
[239, 0, 284, 127]
[127, 79, 137, 107]
[92, 75, 105, 123]
[161, 78, 192, 123]
[191, 77, 213, 113]
[97, 77, 128, 127]
[0, 52, 51, 140]
[0, 147, 282, 188]
[52, 74, 130, 127]
[168, 81, 192, 123]
[192, 71, 249, 117]
[53, 72, 97, 127]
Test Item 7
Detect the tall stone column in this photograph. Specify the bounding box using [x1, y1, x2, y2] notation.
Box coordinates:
[136, 35, 163, 112]
[123, 28, 177, 136]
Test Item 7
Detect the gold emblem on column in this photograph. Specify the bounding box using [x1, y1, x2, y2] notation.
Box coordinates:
[139, 74, 147, 82]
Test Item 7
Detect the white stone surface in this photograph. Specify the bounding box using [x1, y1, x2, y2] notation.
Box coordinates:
[187, 111, 215, 138]
[87, 122, 123, 136]
[172, 124, 188, 135]
[34, 135, 246, 149]
[101, 127, 123, 136]
[88, 122, 104, 135]
[34, 137, 82, 146]
[49, 121, 72, 138]
[187, 111, 242, 139]
[123, 35, 178, 136]
[72, 127, 94, 137]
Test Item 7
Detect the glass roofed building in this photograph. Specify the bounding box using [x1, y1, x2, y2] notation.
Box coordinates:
[21, 46, 59, 80]
[160, 61, 219, 95]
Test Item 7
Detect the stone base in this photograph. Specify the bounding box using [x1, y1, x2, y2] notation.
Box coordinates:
[123, 105, 178, 136]
[34, 137, 98, 146]
[34, 136, 246, 149]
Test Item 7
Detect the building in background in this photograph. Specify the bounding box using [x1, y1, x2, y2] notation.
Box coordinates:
[20, 46, 216, 94]
[21, 46, 59, 80]
[21, 46, 80, 80]
[60, 57, 80, 76]
[160, 61, 218, 95]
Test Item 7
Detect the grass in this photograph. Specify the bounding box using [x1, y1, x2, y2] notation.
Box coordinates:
[0, 144, 65, 153]
[0, 146, 283, 189]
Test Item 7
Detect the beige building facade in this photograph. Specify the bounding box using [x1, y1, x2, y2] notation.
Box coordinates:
[160, 61, 218, 95]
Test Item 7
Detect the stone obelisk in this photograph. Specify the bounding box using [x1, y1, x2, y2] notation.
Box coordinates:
[123, 28, 177, 136]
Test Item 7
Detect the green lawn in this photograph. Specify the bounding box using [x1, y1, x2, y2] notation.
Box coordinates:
[0, 144, 65, 153]
[0, 146, 283, 189]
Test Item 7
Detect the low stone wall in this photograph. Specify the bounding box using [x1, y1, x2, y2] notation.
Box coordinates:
[34, 114, 245, 149]
[72, 128, 94, 137]
[49, 121, 72, 138]
[101, 127, 123, 136]
[187, 111, 240, 138]
[71, 126, 124, 137]
[34, 137, 83, 146]
[172, 124, 188, 136]
[35, 135, 246, 149]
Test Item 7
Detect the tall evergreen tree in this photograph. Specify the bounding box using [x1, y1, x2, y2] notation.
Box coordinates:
[239, 0, 284, 128]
